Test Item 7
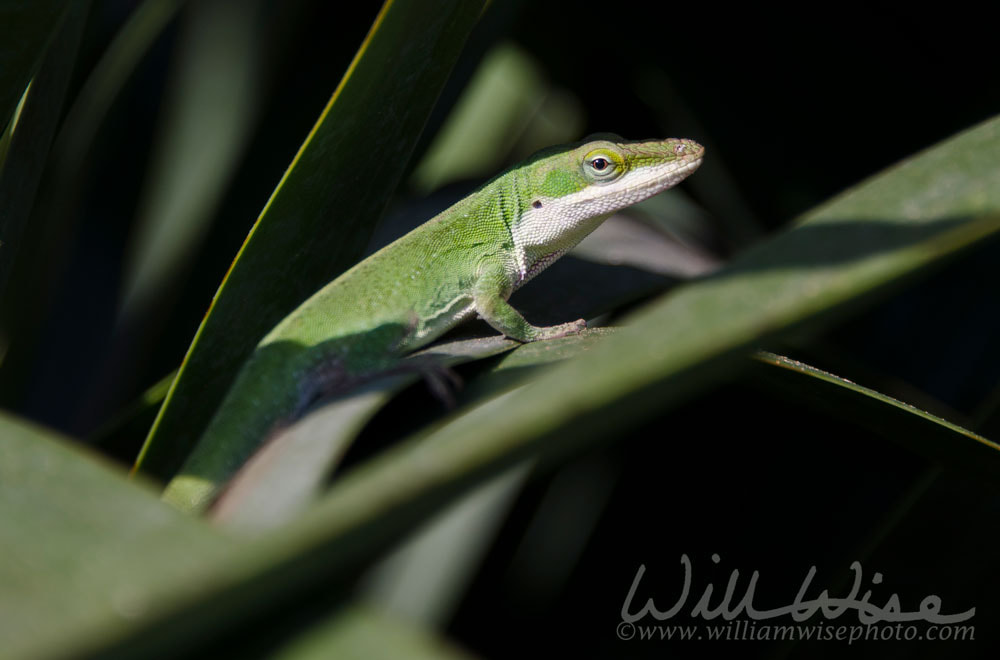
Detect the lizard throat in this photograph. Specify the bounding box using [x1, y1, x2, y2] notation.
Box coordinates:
[515, 248, 566, 290]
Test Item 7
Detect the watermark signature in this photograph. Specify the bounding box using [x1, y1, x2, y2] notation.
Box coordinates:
[618, 554, 975, 643]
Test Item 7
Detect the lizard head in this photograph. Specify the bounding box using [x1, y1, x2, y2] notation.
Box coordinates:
[509, 135, 705, 271]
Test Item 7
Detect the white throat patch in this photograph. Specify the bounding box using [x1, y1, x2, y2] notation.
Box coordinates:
[510, 156, 703, 285]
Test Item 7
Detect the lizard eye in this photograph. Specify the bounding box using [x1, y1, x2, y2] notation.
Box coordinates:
[583, 150, 622, 181]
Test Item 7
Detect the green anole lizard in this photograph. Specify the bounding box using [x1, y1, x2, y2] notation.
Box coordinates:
[162, 134, 704, 513]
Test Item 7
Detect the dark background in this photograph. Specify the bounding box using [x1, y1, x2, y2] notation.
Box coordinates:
[3, 2, 998, 657]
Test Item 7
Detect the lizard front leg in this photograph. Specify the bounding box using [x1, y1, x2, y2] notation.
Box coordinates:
[472, 265, 586, 342]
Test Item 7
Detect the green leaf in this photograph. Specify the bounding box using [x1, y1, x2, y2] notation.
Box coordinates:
[271, 604, 479, 660]
[0, 1, 69, 133]
[0, 0, 188, 386]
[118, 0, 264, 318]
[115, 120, 1000, 645]
[409, 42, 577, 193]
[0, 0, 79, 297]
[8, 107, 999, 660]
[458, 327, 620, 402]
[751, 351, 1000, 481]
[212, 337, 517, 531]
[88, 370, 174, 456]
[261, 115, 1000, 586]
[209, 328, 614, 530]
[0, 411, 234, 660]
[136, 0, 489, 482]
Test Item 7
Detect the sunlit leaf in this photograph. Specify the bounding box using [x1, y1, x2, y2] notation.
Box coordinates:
[262, 115, 1000, 589]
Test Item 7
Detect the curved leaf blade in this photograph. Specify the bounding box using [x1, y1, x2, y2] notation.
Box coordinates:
[271, 604, 479, 660]
[751, 351, 1000, 480]
[0, 1, 69, 133]
[136, 0, 488, 481]
[21, 107, 999, 660]
[260, 115, 1000, 581]
[0, 0, 85, 299]
[211, 337, 516, 531]
[0, 412, 234, 660]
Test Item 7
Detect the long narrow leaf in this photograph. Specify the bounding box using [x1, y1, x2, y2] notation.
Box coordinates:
[77, 116, 1000, 659]
[0, 1, 69, 133]
[136, 0, 489, 482]
[212, 337, 516, 531]
[0, 0, 86, 299]
[9, 100, 999, 660]
[271, 604, 479, 660]
[0, 412, 234, 660]
[751, 351, 1000, 480]
[255, 114, 1000, 591]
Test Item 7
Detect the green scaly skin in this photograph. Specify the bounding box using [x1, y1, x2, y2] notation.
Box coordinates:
[162, 135, 705, 512]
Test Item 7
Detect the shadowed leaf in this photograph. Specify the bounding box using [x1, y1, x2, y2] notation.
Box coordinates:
[253, 115, 1000, 596]
[271, 604, 479, 660]
[0, 1, 69, 132]
[136, 0, 489, 482]
[751, 351, 1000, 481]
[6, 106, 999, 660]
[0, 0, 79, 297]
[212, 337, 516, 531]
[0, 412, 234, 660]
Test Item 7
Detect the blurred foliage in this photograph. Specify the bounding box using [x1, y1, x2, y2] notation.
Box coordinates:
[1, 2, 999, 658]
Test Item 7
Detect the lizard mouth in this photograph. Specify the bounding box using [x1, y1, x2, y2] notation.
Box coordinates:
[647, 155, 703, 190]
[578, 151, 704, 211]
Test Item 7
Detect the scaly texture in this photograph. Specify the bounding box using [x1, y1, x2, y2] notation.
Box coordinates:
[162, 135, 704, 512]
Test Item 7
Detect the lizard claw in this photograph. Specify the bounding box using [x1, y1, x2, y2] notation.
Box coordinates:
[536, 318, 587, 341]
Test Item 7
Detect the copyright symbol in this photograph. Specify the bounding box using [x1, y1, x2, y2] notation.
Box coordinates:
[616, 621, 635, 640]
